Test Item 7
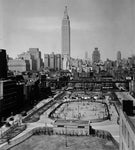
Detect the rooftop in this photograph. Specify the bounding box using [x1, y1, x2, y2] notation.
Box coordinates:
[54, 119, 89, 125]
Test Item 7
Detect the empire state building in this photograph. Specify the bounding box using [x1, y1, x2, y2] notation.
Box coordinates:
[61, 6, 70, 70]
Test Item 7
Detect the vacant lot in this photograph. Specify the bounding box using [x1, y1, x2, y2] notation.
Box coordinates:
[11, 135, 119, 150]
[53, 101, 108, 121]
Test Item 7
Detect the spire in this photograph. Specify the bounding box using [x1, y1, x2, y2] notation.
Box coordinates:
[64, 6, 69, 19]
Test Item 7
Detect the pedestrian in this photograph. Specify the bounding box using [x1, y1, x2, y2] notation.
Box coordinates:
[7, 138, 10, 145]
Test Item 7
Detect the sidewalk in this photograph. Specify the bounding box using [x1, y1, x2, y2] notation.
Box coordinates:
[91, 103, 119, 143]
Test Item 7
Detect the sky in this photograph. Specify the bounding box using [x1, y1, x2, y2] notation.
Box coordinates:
[0, 0, 135, 60]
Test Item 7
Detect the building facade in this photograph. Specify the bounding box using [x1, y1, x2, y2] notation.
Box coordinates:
[0, 80, 17, 119]
[92, 48, 100, 64]
[18, 52, 33, 70]
[117, 51, 121, 62]
[55, 54, 62, 70]
[8, 59, 29, 73]
[44, 54, 50, 68]
[49, 52, 55, 70]
[44, 53, 62, 70]
[0, 49, 7, 79]
[117, 51, 122, 67]
[54, 119, 90, 135]
[119, 108, 135, 150]
[28, 48, 42, 71]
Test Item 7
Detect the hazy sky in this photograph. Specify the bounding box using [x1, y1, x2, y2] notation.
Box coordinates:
[0, 0, 135, 60]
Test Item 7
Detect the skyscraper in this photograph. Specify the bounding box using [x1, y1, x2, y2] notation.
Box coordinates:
[61, 6, 70, 70]
[18, 52, 32, 70]
[85, 51, 88, 60]
[49, 52, 55, 70]
[116, 51, 122, 67]
[55, 54, 62, 70]
[92, 48, 100, 64]
[28, 48, 42, 71]
[117, 51, 121, 61]
[44, 54, 50, 68]
[44, 53, 62, 71]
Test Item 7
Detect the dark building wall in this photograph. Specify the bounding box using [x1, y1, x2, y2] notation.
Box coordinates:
[0, 80, 17, 119]
[23, 80, 40, 107]
[16, 84, 24, 110]
[0, 49, 7, 79]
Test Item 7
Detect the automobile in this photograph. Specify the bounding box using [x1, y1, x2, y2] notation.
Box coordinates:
[5, 122, 11, 127]
[21, 111, 27, 116]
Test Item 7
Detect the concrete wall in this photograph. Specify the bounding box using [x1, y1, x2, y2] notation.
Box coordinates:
[119, 109, 135, 150]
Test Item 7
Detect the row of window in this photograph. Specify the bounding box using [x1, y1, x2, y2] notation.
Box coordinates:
[57, 125, 85, 128]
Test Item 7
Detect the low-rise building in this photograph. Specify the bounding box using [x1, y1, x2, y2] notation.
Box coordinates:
[8, 59, 29, 72]
[53, 119, 90, 135]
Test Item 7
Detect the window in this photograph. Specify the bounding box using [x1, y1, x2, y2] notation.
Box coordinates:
[78, 126, 85, 128]
[57, 125, 64, 127]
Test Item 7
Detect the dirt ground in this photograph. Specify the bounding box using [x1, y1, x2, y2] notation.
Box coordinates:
[11, 135, 119, 150]
[54, 101, 108, 120]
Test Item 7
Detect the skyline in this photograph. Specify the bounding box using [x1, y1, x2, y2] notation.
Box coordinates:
[0, 0, 135, 60]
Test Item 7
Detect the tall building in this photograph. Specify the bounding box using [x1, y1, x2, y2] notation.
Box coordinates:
[117, 51, 122, 67]
[49, 52, 55, 70]
[0, 49, 7, 79]
[18, 52, 33, 70]
[92, 48, 100, 64]
[55, 54, 62, 70]
[85, 51, 88, 60]
[61, 6, 71, 70]
[0, 80, 17, 119]
[117, 51, 121, 62]
[44, 53, 62, 71]
[44, 54, 50, 68]
[28, 48, 42, 71]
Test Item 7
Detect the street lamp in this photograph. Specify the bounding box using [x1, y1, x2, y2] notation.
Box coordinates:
[78, 101, 80, 120]
[65, 125, 68, 147]
[64, 112, 68, 148]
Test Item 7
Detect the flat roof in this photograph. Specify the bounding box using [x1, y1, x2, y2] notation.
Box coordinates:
[115, 92, 135, 105]
[54, 119, 89, 125]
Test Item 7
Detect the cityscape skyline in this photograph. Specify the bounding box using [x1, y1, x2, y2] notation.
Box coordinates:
[0, 0, 135, 60]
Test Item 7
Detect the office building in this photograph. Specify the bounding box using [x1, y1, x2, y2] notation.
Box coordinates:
[44, 53, 62, 71]
[92, 48, 100, 64]
[117, 51, 122, 67]
[49, 52, 55, 70]
[61, 6, 71, 70]
[0, 80, 17, 119]
[117, 51, 121, 62]
[28, 48, 42, 71]
[8, 59, 29, 73]
[0, 49, 7, 79]
[18, 52, 33, 70]
[55, 54, 62, 70]
[44, 54, 50, 68]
